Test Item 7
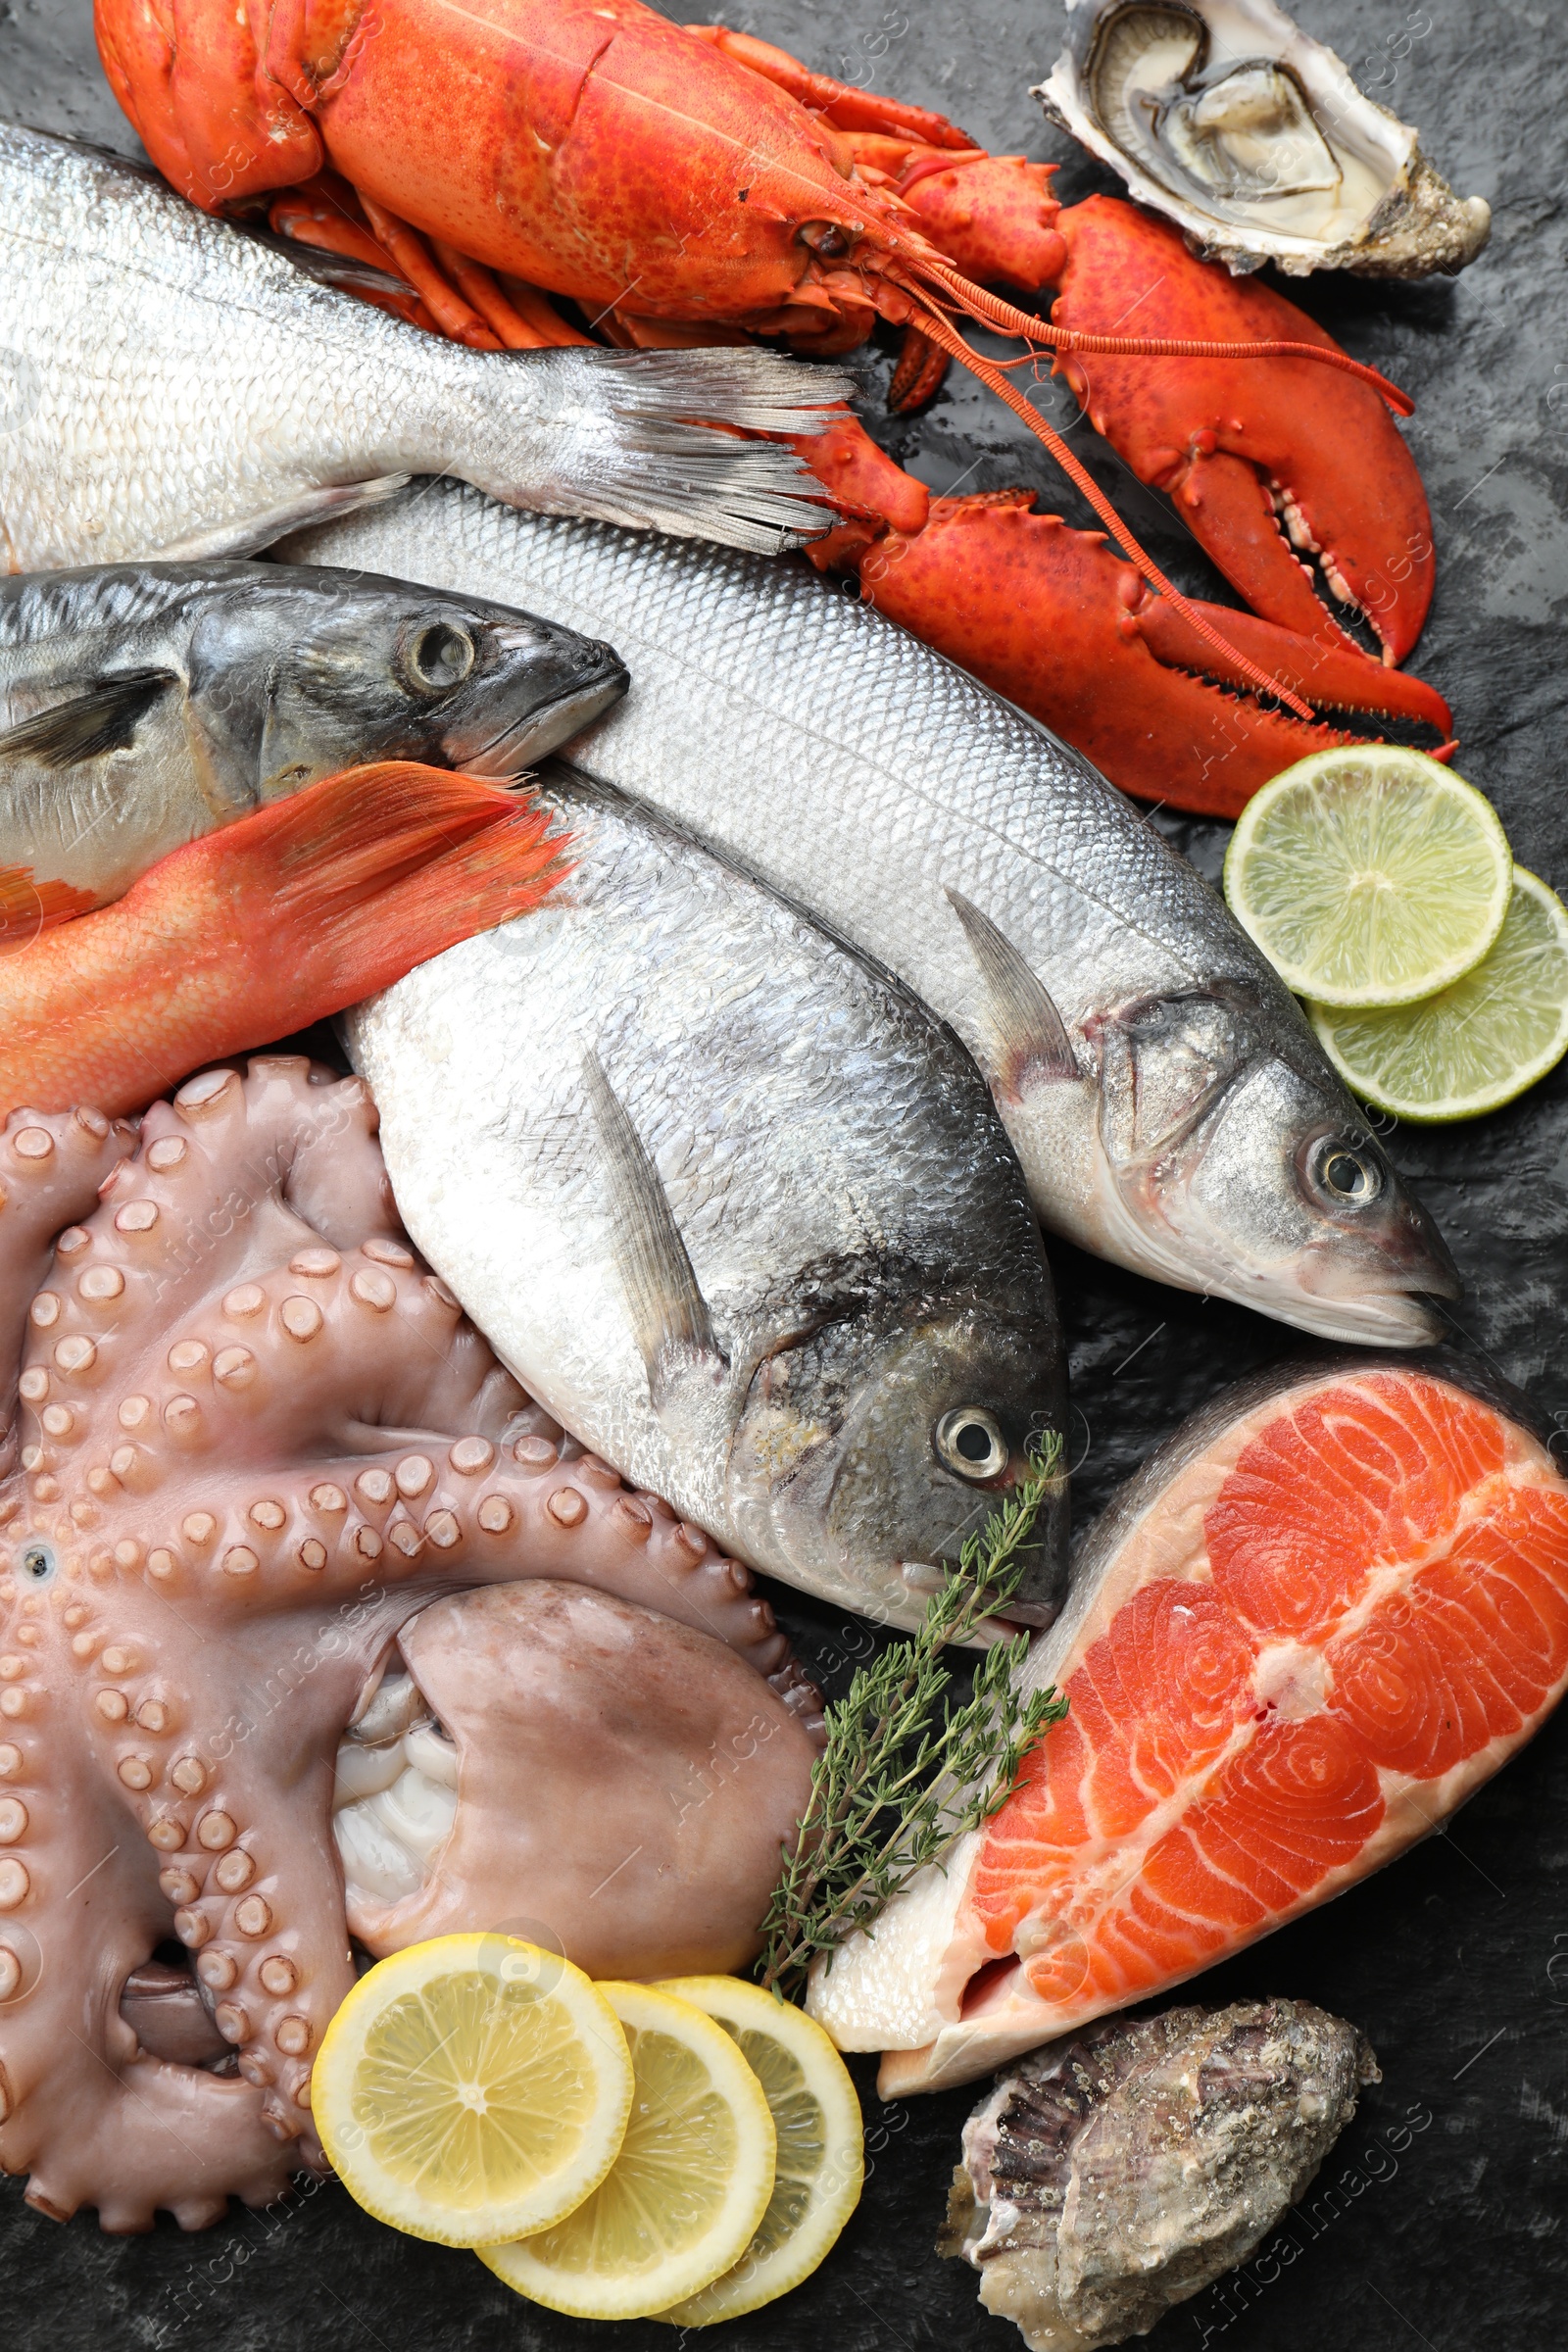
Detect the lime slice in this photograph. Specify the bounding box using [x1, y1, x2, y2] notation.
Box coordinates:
[1308, 869, 1568, 1122]
[312, 1936, 633, 2247]
[479, 1981, 777, 2320]
[1224, 746, 1511, 1006]
[652, 1977, 863, 2324]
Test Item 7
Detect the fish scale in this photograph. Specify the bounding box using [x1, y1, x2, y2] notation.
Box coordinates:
[294, 478, 1460, 1345]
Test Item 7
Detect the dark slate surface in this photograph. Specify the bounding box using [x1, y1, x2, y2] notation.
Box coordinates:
[2, 3, 1565, 2347]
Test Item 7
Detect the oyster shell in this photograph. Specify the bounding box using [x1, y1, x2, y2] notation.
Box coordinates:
[938, 1997, 1379, 2351]
[1034, 0, 1491, 276]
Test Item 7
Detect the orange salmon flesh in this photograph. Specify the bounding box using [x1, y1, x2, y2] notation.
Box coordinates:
[855, 1368, 1568, 2095]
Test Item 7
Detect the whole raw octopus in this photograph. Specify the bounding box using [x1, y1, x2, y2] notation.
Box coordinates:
[0, 1058, 820, 2230]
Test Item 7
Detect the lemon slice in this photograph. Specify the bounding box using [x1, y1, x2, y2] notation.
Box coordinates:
[652, 1977, 863, 2325]
[313, 1936, 633, 2247]
[1224, 746, 1512, 1006]
[480, 1981, 776, 2319]
[1308, 867, 1568, 1122]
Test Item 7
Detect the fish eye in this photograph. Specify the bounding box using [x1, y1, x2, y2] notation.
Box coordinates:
[20, 1541, 56, 1586]
[1308, 1136, 1385, 1206]
[402, 620, 476, 694]
[933, 1407, 1009, 1483]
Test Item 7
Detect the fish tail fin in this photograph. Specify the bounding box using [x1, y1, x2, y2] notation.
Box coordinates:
[479, 347, 850, 555]
[0, 865, 98, 946]
[278, 765, 568, 998]
[0, 765, 565, 1118]
[239, 762, 568, 1011]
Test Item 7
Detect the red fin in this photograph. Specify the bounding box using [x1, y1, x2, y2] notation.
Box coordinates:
[0, 866, 98, 946]
[0, 765, 568, 1121]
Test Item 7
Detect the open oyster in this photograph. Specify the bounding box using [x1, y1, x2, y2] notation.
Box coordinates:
[1034, 0, 1490, 276]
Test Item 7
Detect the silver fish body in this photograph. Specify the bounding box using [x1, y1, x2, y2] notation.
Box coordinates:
[345, 766, 1067, 1628]
[0, 122, 839, 568]
[294, 483, 1459, 1348]
[0, 558, 625, 907]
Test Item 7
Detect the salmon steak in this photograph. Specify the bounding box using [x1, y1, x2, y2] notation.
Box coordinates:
[807, 1358, 1568, 2094]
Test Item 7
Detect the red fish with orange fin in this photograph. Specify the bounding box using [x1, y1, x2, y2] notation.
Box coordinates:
[807, 1358, 1568, 2092]
[0, 765, 565, 1119]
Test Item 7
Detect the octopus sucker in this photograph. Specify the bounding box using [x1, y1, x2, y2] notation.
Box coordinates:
[0, 1059, 821, 2230]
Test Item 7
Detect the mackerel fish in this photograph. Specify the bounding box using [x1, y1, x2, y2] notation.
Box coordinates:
[294, 483, 1461, 1347]
[345, 764, 1068, 1629]
[0, 122, 840, 570]
[0, 558, 624, 913]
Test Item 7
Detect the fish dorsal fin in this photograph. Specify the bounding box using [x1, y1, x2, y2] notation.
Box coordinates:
[241, 224, 413, 299]
[945, 887, 1080, 1093]
[583, 1052, 723, 1397]
[0, 670, 174, 769]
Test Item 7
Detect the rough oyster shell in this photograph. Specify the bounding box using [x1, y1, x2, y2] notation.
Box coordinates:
[1034, 0, 1491, 276]
[938, 1997, 1379, 2351]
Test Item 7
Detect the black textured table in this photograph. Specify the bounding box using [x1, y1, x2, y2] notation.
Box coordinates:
[3, 3, 1565, 2346]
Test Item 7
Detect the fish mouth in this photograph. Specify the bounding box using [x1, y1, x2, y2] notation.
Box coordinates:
[449, 662, 630, 778]
[1274, 1285, 1454, 1348]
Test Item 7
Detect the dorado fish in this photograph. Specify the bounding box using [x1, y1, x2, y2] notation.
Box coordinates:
[289, 484, 1460, 1348]
[0, 558, 624, 918]
[805, 1354, 1568, 2092]
[0, 122, 840, 568]
[345, 764, 1067, 1629]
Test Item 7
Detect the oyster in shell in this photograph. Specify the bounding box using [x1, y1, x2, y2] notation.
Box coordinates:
[939, 1998, 1379, 2350]
[1034, 0, 1491, 276]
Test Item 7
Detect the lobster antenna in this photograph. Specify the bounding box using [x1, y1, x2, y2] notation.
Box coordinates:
[916, 257, 1415, 418]
[900, 295, 1316, 724]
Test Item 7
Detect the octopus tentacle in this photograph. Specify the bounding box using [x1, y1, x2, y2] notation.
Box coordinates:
[0, 1105, 134, 1480]
[0, 1058, 820, 2227]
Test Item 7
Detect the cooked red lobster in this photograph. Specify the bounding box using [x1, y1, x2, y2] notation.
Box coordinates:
[94, 1, 1453, 814]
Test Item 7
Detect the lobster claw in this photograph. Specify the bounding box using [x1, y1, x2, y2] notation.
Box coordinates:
[809, 481, 1451, 820]
[1050, 199, 1435, 664]
[96, 0, 323, 206]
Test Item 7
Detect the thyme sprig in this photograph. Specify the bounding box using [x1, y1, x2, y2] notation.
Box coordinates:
[760, 1433, 1068, 1999]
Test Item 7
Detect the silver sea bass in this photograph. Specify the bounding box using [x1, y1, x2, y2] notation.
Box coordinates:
[0, 122, 841, 569]
[295, 483, 1460, 1347]
[345, 766, 1067, 1629]
[0, 558, 625, 907]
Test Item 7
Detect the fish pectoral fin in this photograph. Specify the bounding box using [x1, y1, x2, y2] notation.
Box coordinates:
[155, 476, 414, 563]
[0, 668, 175, 769]
[0, 864, 98, 942]
[583, 1051, 727, 1402]
[944, 887, 1081, 1095]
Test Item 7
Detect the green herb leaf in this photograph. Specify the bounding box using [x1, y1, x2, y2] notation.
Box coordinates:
[759, 1432, 1069, 1999]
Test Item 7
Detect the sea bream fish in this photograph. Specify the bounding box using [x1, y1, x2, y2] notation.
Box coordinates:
[0, 122, 841, 569]
[0, 558, 625, 919]
[345, 764, 1068, 1629]
[291, 484, 1461, 1347]
[806, 1354, 1568, 2093]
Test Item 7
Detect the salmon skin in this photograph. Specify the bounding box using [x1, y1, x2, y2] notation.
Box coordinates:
[0, 122, 842, 566]
[0, 559, 624, 921]
[806, 1353, 1568, 2092]
[0, 763, 563, 1118]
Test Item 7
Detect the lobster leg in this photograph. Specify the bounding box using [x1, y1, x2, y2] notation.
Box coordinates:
[1049, 199, 1436, 663]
